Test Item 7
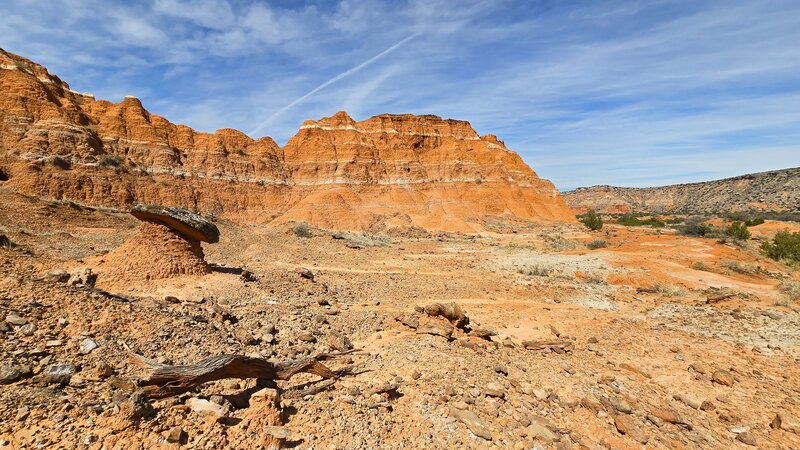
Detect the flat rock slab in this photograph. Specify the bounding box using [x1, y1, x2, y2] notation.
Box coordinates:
[131, 204, 220, 243]
[449, 406, 492, 440]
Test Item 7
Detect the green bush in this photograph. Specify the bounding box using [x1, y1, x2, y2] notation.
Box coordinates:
[725, 221, 751, 241]
[586, 239, 607, 250]
[579, 210, 603, 231]
[292, 222, 313, 238]
[744, 218, 765, 227]
[680, 217, 714, 237]
[761, 231, 800, 266]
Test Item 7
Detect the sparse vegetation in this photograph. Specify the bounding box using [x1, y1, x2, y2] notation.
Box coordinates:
[50, 155, 72, 170]
[616, 215, 665, 227]
[761, 231, 800, 266]
[517, 265, 553, 277]
[721, 260, 756, 275]
[724, 221, 751, 241]
[691, 261, 710, 271]
[654, 282, 686, 297]
[679, 217, 714, 237]
[579, 210, 603, 231]
[332, 231, 390, 248]
[291, 222, 313, 238]
[98, 154, 126, 169]
[586, 239, 607, 250]
[545, 234, 579, 251]
[584, 274, 607, 284]
[744, 217, 765, 227]
[779, 280, 800, 303]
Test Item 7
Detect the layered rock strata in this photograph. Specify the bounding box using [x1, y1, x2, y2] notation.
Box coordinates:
[0, 48, 574, 232]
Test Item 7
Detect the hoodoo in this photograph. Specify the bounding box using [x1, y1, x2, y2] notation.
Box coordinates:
[0, 48, 575, 232]
[96, 205, 218, 285]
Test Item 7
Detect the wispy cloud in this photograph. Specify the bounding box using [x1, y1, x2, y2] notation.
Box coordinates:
[0, 0, 798, 189]
[248, 32, 421, 136]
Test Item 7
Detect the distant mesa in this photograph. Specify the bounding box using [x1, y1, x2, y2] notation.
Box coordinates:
[0, 47, 575, 232]
[564, 168, 800, 215]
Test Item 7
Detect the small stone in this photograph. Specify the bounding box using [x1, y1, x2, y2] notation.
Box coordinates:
[483, 382, 505, 399]
[19, 323, 36, 336]
[16, 406, 29, 421]
[79, 339, 98, 354]
[736, 431, 757, 446]
[711, 369, 734, 386]
[297, 332, 316, 343]
[650, 407, 692, 430]
[297, 267, 315, 281]
[450, 406, 492, 440]
[46, 339, 63, 347]
[416, 317, 453, 338]
[327, 330, 353, 352]
[610, 396, 632, 414]
[614, 414, 649, 444]
[470, 327, 498, 339]
[43, 269, 70, 283]
[411, 370, 421, 380]
[673, 393, 702, 410]
[0, 364, 24, 385]
[772, 412, 800, 434]
[700, 400, 715, 411]
[42, 364, 75, 385]
[187, 398, 227, 418]
[5, 313, 26, 326]
[163, 295, 181, 304]
[494, 364, 509, 376]
[165, 426, 185, 443]
[527, 417, 559, 442]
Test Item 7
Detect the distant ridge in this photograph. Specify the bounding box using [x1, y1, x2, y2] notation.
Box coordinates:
[564, 167, 800, 215]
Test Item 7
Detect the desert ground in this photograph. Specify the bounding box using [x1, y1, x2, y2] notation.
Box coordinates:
[1, 190, 800, 449]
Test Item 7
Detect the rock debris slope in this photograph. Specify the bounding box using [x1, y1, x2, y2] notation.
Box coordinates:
[564, 167, 800, 215]
[0, 48, 574, 232]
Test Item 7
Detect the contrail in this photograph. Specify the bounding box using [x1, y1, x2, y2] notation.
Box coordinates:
[248, 32, 421, 137]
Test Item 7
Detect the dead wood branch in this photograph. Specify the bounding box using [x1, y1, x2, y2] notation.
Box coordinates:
[130, 350, 357, 399]
[522, 339, 574, 353]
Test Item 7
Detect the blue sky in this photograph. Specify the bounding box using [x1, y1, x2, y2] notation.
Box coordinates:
[2, 0, 799, 190]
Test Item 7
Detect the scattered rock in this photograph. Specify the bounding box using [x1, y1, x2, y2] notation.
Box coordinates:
[326, 330, 353, 352]
[711, 369, 734, 386]
[67, 268, 96, 288]
[241, 270, 257, 282]
[483, 382, 505, 399]
[43, 269, 70, 283]
[0, 364, 25, 384]
[736, 431, 757, 446]
[527, 417, 559, 442]
[610, 396, 633, 414]
[470, 326, 498, 339]
[297, 332, 316, 343]
[79, 339, 98, 354]
[423, 302, 469, 328]
[650, 407, 692, 430]
[415, 317, 454, 338]
[4, 312, 26, 326]
[297, 267, 315, 281]
[186, 398, 227, 418]
[41, 364, 75, 385]
[772, 413, 800, 434]
[165, 426, 185, 443]
[673, 393, 702, 410]
[522, 339, 572, 353]
[449, 406, 492, 440]
[395, 313, 420, 329]
[614, 414, 649, 444]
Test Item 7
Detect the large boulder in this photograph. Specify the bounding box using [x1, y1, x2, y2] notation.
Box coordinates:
[131, 205, 220, 243]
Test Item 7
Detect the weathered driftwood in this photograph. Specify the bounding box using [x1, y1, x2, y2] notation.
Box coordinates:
[130, 350, 355, 399]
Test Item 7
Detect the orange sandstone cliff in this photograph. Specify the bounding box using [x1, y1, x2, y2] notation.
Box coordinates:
[0, 49, 574, 232]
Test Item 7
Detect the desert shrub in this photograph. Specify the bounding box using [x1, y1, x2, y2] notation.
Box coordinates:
[50, 156, 72, 170]
[779, 280, 800, 303]
[616, 215, 665, 227]
[725, 221, 751, 241]
[518, 265, 552, 277]
[292, 222, 313, 238]
[546, 234, 579, 251]
[98, 154, 125, 168]
[744, 218, 765, 227]
[579, 210, 603, 231]
[691, 261, 710, 271]
[761, 231, 800, 266]
[585, 274, 607, 284]
[665, 217, 685, 224]
[654, 283, 686, 297]
[333, 231, 390, 248]
[679, 217, 714, 237]
[586, 239, 607, 250]
[721, 260, 755, 275]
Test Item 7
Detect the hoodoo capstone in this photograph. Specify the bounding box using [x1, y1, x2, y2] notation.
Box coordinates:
[131, 204, 220, 243]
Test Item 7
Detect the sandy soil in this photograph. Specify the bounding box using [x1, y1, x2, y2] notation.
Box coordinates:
[1, 190, 799, 449]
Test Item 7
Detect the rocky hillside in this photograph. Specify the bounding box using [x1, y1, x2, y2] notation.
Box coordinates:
[0, 49, 574, 232]
[564, 168, 800, 215]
